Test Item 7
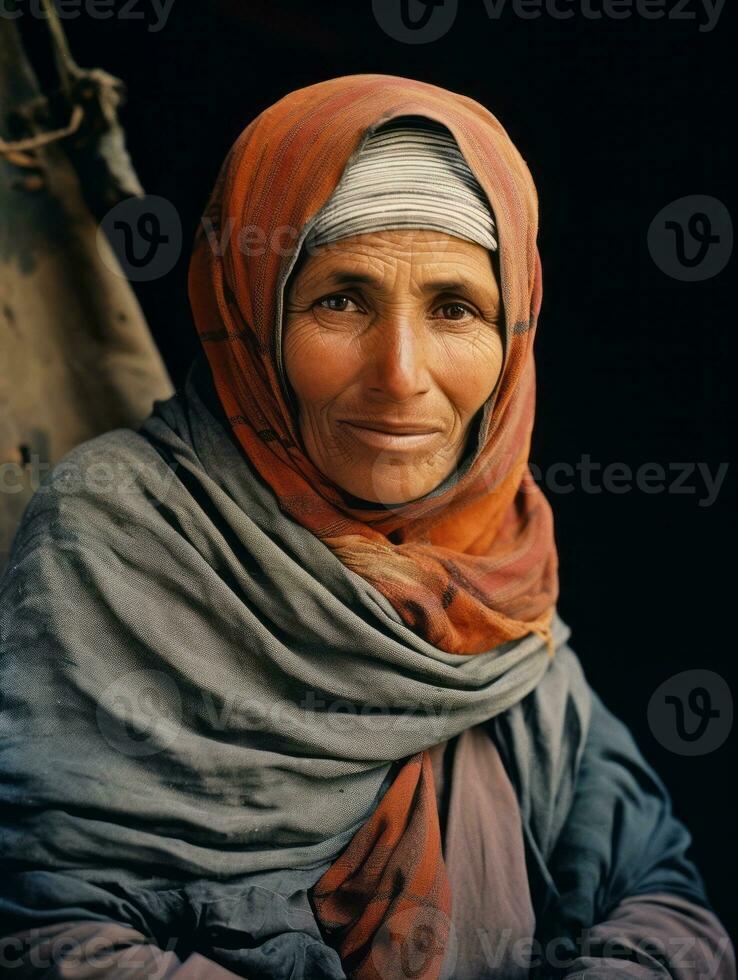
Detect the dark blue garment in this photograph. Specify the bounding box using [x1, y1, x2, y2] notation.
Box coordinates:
[492, 688, 713, 978]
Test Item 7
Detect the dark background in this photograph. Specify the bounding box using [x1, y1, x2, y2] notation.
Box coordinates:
[21, 0, 736, 940]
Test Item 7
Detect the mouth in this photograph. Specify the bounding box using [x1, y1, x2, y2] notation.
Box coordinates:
[340, 420, 442, 451]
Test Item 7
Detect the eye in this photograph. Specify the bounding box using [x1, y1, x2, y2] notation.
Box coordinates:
[316, 293, 363, 313]
[435, 301, 476, 322]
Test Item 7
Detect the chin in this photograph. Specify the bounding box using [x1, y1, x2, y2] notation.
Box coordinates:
[338, 472, 438, 506]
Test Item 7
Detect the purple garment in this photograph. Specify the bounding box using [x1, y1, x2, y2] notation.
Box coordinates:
[429, 726, 535, 979]
[428, 727, 735, 980]
[0, 919, 239, 978]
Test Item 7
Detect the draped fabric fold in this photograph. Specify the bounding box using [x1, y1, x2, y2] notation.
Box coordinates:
[310, 752, 451, 979]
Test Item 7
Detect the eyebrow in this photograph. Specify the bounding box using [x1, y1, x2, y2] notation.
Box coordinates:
[321, 271, 495, 297]
[322, 272, 379, 288]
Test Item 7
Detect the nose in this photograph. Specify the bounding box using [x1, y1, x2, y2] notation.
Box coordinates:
[367, 312, 431, 401]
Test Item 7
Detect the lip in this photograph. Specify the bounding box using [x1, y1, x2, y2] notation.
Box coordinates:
[340, 420, 441, 451]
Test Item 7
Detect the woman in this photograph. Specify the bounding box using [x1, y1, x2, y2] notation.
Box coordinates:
[0, 74, 733, 980]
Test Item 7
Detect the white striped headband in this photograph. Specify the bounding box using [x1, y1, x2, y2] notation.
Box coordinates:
[304, 115, 498, 252]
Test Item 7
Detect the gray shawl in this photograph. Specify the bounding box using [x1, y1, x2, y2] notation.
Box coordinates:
[0, 355, 709, 978]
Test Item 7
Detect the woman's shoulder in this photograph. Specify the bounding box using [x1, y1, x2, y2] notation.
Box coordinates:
[0, 402, 194, 597]
[11, 424, 174, 536]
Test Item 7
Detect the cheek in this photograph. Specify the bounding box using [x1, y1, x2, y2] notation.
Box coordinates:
[437, 332, 504, 414]
[284, 319, 357, 409]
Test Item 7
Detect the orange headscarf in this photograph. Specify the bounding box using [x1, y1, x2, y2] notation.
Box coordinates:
[188, 73, 558, 979]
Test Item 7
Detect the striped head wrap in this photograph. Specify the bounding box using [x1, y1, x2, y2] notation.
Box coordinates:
[305, 114, 498, 251]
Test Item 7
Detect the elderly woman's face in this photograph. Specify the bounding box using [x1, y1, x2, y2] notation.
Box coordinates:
[283, 229, 503, 504]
